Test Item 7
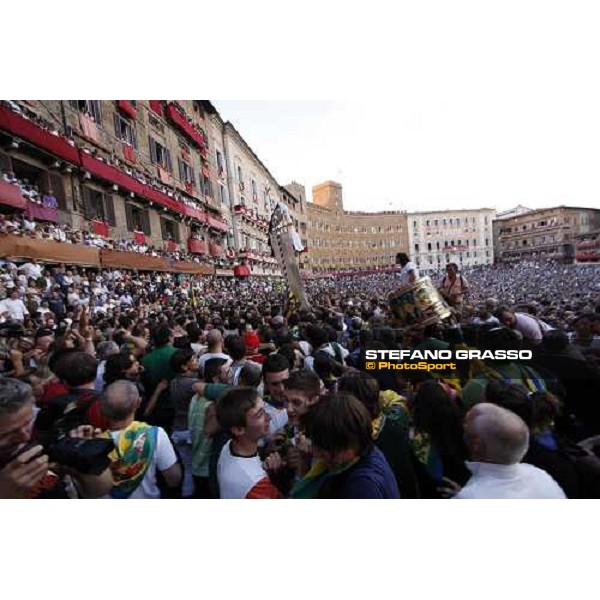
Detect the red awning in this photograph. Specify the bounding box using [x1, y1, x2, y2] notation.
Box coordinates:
[80, 152, 185, 214]
[576, 252, 598, 261]
[209, 242, 224, 257]
[143, 185, 183, 213]
[80, 152, 145, 196]
[234, 264, 251, 277]
[0, 106, 80, 165]
[92, 221, 109, 237]
[92, 220, 109, 237]
[26, 201, 58, 223]
[118, 101, 137, 120]
[206, 215, 228, 232]
[165, 103, 206, 149]
[188, 239, 207, 254]
[149, 101, 163, 115]
[181, 205, 206, 223]
[0, 180, 27, 210]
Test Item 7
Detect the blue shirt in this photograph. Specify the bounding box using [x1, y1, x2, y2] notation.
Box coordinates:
[330, 447, 401, 499]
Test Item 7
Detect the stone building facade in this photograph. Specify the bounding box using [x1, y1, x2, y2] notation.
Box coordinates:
[495, 205, 600, 263]
[281, 182, 309, 272]
[492, 205, 533, 262]
[305, 181, 409, 272]
[221, 122, 279, 275]
[407, 208, 496, 273]
[0, 100, 281, 275]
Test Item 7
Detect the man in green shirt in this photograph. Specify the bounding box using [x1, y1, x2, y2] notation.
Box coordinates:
[141, 325, 177, 431]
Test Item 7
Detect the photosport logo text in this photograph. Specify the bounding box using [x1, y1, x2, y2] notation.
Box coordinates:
[364, 349, 532, 372]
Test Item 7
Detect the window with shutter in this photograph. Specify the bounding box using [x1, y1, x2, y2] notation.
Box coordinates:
[90, 101, 102, 124]
[105, 195, 116, 226]
[149, 137, 157, 163]
[125, 203, 134, 231]
[142, 210, 151, 235]
[204, 176, 213, 198]
[115, 113, 137, 147]
[49, 173, 67, 210]
[82, 187, 95, 220]
[0, 153, 12, 172]
[70, 101, 102, 124]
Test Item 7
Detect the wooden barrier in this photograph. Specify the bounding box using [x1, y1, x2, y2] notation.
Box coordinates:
[99, 249, 168, 271]
[0, 235, 216, 275]
[0, 234, 100, 266]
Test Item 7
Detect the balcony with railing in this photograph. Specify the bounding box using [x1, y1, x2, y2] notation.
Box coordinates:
[0, 105, 79, 164]
[165, 103, 206, 149]
[188, 238, 207, 254]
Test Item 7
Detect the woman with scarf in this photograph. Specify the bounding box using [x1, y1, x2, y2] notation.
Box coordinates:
[336, 371, 421, 498]
[292, 393, 399, 499]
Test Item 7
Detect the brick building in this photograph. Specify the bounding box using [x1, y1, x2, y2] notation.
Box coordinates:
[0, 100, 286, 275]
[492, 205, 533, 262]
[306, 181, 409, 273]
[495, 205, 600, 263]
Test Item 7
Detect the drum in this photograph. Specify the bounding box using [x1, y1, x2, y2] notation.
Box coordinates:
[388, 276, 452, 327]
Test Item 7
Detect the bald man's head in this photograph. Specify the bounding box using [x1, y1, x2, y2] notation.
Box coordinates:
[464, 402, 529, 465]
[206, 329, 223, 349]
[102, 380, 141, 422]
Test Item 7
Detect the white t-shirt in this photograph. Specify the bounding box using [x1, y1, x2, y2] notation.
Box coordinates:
[103, 426, 177, 499]
[217, 440, 269, 499]
[0, 298, 29, 320]
[398, 261, 419, 286]
[454, 461, 566, 499]
[20, 262, 42, 278]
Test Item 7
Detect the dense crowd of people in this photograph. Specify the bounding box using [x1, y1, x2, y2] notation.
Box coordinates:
[1, 250, 600, 499]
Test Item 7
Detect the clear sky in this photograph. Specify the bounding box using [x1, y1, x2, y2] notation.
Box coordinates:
[214, 98, 600, 215]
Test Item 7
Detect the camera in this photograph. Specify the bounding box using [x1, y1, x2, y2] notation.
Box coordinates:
[33, 411, 114, 475]
[43, 436, 114, 475]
